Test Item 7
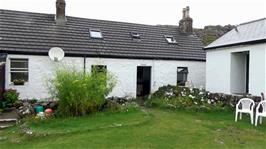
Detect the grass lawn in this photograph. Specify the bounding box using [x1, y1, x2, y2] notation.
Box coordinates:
[0, 108, 265, 149]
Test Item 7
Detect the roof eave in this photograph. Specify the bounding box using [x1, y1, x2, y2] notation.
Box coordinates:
[204, 39, 266, 50]
[0, 50, 206, 62]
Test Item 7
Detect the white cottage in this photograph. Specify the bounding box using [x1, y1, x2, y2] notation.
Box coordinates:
[205, 18, 266, 96]
[0, 0, 206, 100]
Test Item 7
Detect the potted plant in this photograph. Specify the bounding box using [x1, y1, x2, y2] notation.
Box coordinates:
[13, 79, 25, 85]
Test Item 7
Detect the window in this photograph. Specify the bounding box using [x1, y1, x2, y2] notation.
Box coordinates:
[91, 65, 107, 85]
[91, 65, 107, 74]
[165, 35, 177, 44]
[177, 67, 188, 86]
[131, 32, 141, 39]
[10, 59, 29, 83]
[89, 29, 103, 39]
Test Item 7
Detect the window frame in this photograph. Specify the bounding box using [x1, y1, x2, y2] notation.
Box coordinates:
[91, 65, 107, 74]
[131, 32, 141, 40]
[164, 35, 177, 44]
[177, 67, 188, 86]
[89, 29, 103, 39]
[9, 58, 29, 84]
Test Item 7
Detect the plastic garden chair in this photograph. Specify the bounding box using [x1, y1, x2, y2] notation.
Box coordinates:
[255, 100, 266, 126]
[235, 98, 255, 124]
[261, 92, 265, 101]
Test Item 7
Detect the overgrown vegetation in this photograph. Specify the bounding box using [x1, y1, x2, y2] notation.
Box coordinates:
[47, 67, 116, 117]
[145, 85, 260, 112]
[1, 89, 19, 109]
[3, 89, 19, 104]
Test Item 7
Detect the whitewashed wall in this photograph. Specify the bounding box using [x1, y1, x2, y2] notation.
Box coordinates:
[206, 43, 266, 96]
[5, 54, 206, 99]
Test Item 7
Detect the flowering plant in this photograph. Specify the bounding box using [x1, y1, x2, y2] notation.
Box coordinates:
[145, 85, 260, 112]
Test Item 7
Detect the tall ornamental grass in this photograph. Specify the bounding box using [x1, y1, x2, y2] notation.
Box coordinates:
[48, 67, 116, 117]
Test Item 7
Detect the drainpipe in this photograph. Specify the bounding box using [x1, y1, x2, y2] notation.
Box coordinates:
[83, 55, 86, 74]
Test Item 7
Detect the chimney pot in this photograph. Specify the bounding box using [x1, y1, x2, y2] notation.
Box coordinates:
[182, 8, 186, 19]
[179, 6, 193, 34]
[186, 6, 190, 18]
[56, 0, 66, 25]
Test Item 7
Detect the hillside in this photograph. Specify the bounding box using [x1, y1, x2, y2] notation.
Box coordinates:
[194, 25, 235, 46]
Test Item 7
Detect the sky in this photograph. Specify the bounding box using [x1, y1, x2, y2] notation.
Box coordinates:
[0, 0, 265, 28]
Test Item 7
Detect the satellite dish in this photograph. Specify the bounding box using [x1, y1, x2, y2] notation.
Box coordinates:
[48, 47, 65, 62]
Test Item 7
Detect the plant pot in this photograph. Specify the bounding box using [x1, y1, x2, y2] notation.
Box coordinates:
[13, 79, 25, 85]
[13, 82, 25, 85]
[34, 105, 44, 113]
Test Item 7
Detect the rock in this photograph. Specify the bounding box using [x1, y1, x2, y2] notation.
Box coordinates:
[13, 100, 23, 108]
[0, 137, 7, 141]
[47, 101, 58, 110]
[194, 25, 235, 46]
[17, 102, 34, 118]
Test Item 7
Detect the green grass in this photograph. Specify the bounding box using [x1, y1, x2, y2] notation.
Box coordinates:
[0, 108, 265, 149]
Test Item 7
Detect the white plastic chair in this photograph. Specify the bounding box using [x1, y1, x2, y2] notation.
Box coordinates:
[255, 100, 266, 126]
[235, 98, 255, 124]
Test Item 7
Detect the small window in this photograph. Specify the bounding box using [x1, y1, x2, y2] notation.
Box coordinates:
[131, 32, 141, 39]
[165, 35, 176, 44]
[10, 59, 29, 83]
[91, 65, 107, 85]
[91, 65, 107, 74]
[89, 29, 103, 39]
[177, 67, 188, 86]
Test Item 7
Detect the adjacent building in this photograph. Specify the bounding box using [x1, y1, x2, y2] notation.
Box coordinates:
[205, 18, 266, 96]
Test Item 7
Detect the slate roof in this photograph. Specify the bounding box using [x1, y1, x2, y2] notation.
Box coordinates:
[205, 18, 266, 50]
[0, 9, 205, 61]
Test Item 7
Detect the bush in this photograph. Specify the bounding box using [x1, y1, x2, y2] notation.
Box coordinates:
[145, 85, 260, 112]
[3, 89, 19, 104]
[48, 67, 116, 117]
[101, 100, 122, 112]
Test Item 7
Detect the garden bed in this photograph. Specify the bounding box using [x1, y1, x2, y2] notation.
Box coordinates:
[145, 85, 262, 111]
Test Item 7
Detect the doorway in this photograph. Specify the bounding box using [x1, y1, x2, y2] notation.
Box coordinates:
[136, 66, 151, 97]
[230, 51, 249, 94]
[245, 52, 249, 93]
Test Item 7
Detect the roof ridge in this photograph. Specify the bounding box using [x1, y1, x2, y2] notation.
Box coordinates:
[0, 9, 162, 27]
[239, 18, 266, 26]
[0, 9, 53, 16]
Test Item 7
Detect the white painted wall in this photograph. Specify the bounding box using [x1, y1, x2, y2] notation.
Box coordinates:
[5, 54, 205, 99]
[249, 45, 266, 95]
[206, 43, 266, 96]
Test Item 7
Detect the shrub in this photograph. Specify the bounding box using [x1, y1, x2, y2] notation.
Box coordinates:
[101, 100, 122, 112]
[3, 89, 19, 104]
[145, 85, 259, 112]
[47, 67, 116, 117]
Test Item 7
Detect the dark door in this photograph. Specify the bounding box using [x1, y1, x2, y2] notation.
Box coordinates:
[246, 52, 250, 93]
[137, 66, 151, 97]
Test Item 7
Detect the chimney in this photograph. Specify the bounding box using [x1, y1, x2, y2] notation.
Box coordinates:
[56, 0, 66, 25]
[179, 6, 193, 34]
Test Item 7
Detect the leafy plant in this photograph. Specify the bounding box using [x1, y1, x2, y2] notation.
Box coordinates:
[13, 79, 25, 85]
[145, 85, 248, 112]
[3, 89, 19, 104]
[47, 66, 116, 117]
